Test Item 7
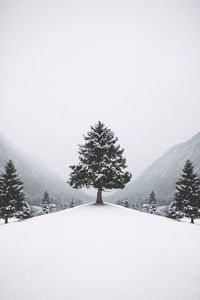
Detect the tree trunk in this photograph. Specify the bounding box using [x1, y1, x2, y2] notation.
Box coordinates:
[5, 216, 8, 224]
[191, 216, 194, 224]
[96, 189, 103, 205]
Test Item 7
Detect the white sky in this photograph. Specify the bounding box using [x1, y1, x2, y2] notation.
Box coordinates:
[0, 0, 200, 191]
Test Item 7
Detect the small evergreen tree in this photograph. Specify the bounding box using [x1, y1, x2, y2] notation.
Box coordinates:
[148, 191, 157, 214]
[124, 199, 129, 208]
[0, 160, 25, 223]
[15, 201, 31, 219]
[168, 160, 200, 223]
[68, 121, 132, 204]
[168, 194, 185, 220]
[42, 190, 50, 214]
[70, 198, 75, 208]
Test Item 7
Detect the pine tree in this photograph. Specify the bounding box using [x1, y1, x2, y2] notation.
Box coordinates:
[148, 191, 157, 214]
[70, 198, 75, 208]
[0, 160, 25, 223]
[168, 194, 185, 220]
[168, 160, 200, 223]
[42, 190, 50, 214]
[15, 201, 31, 219]
[68, 121, 132, 204]
[124, 199, 129, 208]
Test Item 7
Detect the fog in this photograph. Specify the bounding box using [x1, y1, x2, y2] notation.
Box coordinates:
[0, 0, 200, 191]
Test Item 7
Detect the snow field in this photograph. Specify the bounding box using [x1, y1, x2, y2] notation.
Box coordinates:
[0, 203, 200, 300]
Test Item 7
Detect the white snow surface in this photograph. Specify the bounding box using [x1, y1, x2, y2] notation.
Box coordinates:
[0, 203, 200, 300]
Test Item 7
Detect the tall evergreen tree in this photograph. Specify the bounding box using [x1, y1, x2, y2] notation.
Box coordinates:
[168, 160, 200, 223]
[148, 191, 157, 214]
[0, 160, 25, 223]
[42, 190, 50, 214]
[68, 121, 132, 204]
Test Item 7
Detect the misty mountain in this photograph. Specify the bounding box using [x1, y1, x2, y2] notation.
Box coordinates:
[0, 135, 93, 205]
[107, 132, 200, 205]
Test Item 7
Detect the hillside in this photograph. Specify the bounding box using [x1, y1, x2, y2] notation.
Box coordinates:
[0, 204, 200, 300]
[0, 135, 92, 205]
[108, 132, 200, 204]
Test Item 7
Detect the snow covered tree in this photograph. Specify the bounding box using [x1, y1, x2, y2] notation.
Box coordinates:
[68, 121, 132, 204]
[148, 191, 157, 214]
[42, 190, 50, 214]
[124, 199, 129, 208]
[0, 160, 25, 223]
[15, 201, 31, 220]
[168, 160, 200, 223]
[70, 198, 75, 208]
[168, 194, 185, 220]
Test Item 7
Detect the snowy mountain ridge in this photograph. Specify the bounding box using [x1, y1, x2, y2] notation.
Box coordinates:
[107, 131, 200, 204]
[0, 134, 93, 205]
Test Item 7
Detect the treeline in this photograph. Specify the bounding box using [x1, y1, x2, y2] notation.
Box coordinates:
[0, 160, 80, 224]
[41, 190, 80, 214]
[116, 190, 157, 214]
[118, 159, 200, 224]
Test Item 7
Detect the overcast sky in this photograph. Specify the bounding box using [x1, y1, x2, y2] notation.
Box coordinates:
[0, 0, 200, 189]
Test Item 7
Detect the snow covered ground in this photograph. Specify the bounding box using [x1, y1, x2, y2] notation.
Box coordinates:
[182, 217, 200, 225]
[0, 203, 200, 300]
[0, 217, 18, 225]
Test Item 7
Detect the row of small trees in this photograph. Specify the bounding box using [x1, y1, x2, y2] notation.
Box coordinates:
[42, 191, 78, 214]
[168, 160, 200, 223]
[116, 191, 157, 214]
[0, 160, 31, 223]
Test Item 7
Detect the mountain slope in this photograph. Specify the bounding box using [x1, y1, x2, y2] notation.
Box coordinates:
[0, 204, 200, 300]
[0, 135, 92, 204]
[108, 132, 200, 204]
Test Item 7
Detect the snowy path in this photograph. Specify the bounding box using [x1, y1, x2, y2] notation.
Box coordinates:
[0, 203, 200, 300]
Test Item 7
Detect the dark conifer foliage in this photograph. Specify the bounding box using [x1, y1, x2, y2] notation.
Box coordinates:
[168, 194, 184, 220]
[68, 121, 132, 204]
[15, 201, 31, 220]
[0, 160, 25, 223]
[168, 160, 200, 223]
[42, 190, 50, 214]
[148, 191, 157, 214]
